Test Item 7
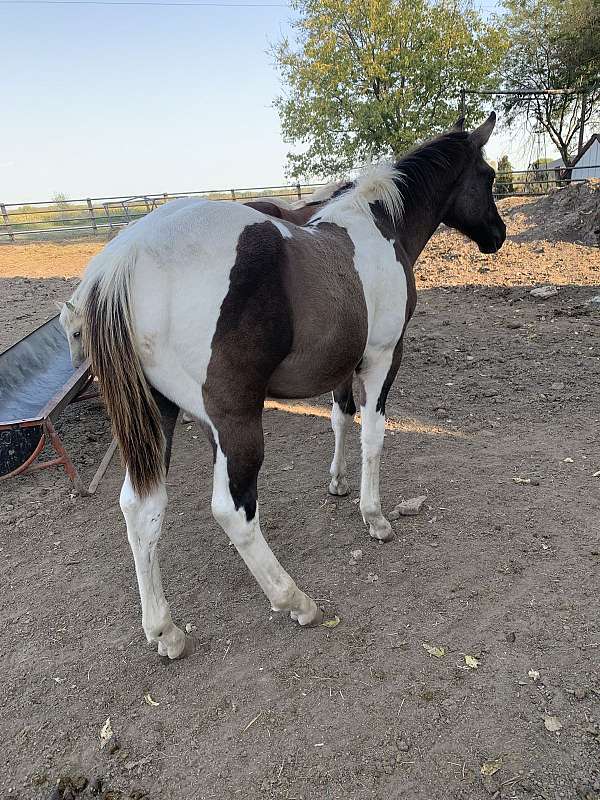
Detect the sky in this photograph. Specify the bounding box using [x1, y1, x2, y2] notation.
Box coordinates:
[1, 0, 557, 204]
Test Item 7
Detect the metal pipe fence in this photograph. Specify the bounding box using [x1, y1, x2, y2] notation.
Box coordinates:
[0, 182, 312, 242]
[1, 166, 598, 242]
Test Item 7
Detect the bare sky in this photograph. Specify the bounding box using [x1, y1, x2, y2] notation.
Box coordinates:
[2, 0, 556, 203]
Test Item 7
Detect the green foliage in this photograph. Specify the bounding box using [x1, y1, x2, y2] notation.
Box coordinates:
[273, 0, 508, 179]
[496, 154, 514, 194]
[500, 0, 600, 166]
[527, 157, 555, 193]
[52, 191, 70, 210]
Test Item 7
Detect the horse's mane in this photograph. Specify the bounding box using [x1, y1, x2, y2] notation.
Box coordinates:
[394, 131, 471, 216]
[319, 130, 471, 225]
[317, 162, 404, 223]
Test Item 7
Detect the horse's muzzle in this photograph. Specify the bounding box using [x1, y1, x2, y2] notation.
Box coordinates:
[479, 220, 506, 254]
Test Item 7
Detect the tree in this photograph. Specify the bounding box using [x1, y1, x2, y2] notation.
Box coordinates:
[52, 192, 69, 210]
[500, 0, 600, 167]
[526, 157, 553, 193]
[273, 0, 508, 179]
[496, 154, 515, 194]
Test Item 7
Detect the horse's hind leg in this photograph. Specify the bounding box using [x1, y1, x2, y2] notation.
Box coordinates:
[120, 391, 186, 659]
[210, 411, 321, 626]
[329, 378, 356, 496]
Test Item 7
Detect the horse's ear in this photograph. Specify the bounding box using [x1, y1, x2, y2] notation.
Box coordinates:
[65, 300, 76, 313]
[470, 111, 496, 148]
[452, 116, 465, 132]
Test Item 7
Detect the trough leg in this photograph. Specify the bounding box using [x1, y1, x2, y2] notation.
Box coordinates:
[210, 414, 322, 626]
[329, 378, 356, 496]
[44, 418, 87, 496]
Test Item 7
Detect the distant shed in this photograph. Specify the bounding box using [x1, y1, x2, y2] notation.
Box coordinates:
[548, 134, 600, 181]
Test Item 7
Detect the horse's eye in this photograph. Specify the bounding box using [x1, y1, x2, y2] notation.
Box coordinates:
[73, 331, 81, 339]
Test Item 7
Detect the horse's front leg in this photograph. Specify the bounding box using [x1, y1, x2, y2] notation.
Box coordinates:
[120, 392, 186, 659]
[357, 344, 403, 542]
[329, 377, 356, 496]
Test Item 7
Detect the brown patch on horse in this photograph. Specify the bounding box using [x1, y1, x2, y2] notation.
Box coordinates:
[268, 222, 367, 398]
[84, 282, 165, 497]
[203, 219, 367, 513]
[244, 200, 322, 226]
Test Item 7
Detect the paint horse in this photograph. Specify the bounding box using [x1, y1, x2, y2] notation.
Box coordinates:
[60, 113, 505, 659]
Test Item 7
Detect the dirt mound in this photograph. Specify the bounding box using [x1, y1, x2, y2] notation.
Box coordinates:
[498, 179, 600, 246]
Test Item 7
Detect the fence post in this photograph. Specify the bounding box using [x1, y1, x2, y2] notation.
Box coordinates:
[86, 199, 97, 234]
[230, 189, 236, 201]
[1, 203, 15, 242]
[163, 192, 169, 205]
[103, 203, 114, 230]
[296, 182, 302, 200]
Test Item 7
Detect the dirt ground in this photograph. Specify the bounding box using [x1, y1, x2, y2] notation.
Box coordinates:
[1, 188, 600, 800]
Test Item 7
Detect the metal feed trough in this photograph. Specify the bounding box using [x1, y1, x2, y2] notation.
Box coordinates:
[0, 315, 116, 494]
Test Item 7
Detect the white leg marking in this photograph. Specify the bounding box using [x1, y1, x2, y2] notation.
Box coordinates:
[359, 351, 395, 542]
[329, 398, 353, 496]
[120, 471, 186, 658]
[211, 449, 321, 625]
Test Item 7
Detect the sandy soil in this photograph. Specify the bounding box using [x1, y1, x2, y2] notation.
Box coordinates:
[1, 189, 599, 800]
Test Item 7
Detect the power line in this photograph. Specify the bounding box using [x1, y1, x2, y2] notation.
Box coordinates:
[0, 0, 289, 6]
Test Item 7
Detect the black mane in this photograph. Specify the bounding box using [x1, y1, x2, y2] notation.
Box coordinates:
[394, 131, 472, 216]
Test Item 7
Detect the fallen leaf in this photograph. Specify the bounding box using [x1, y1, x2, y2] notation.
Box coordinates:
[544, 715, 563, 732]
[464, 655, 479, 669]
[480, 758, 503, 776]
[563, 457, 574, 464]
[99, 717, 113, 749]
[321, 615, 340, 629]
[423, 643, 445, 658]
[528, 669, 540, 681]
[592, 470, 600, 478]
[366, 572, 379, 583]
[144, 693, 160, 707]
[513, 477, 531, 485]
[280, 463, 294, 471]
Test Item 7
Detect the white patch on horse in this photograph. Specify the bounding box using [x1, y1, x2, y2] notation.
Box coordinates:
[211, 448, 319, 624]
[119, 470, 186, 658]
[270, 219, 293, 239]
[329, 400, 353, 496]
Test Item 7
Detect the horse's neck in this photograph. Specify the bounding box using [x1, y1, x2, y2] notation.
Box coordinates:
[393, 158, 465, 267]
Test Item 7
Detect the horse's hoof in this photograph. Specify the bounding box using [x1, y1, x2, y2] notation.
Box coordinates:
[301, 605, 324, 627]
[369, 517, 393, 542]
[328, 477, 350, 496]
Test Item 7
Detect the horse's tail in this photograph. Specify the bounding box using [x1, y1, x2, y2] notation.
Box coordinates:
[83, 254, 164, 497]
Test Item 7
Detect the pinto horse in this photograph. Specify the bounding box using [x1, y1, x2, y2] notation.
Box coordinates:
[60, 113, 505, 659]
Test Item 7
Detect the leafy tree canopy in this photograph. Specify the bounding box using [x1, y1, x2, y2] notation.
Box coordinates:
[496, 153, 514, 194]
[500, 0, 600, 166]
[273, 0, 508, 179]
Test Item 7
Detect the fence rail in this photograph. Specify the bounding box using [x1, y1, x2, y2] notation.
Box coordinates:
[1, 166, 598, 242]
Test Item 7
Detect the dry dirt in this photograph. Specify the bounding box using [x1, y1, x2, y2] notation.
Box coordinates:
[1, 187, 600, 800]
